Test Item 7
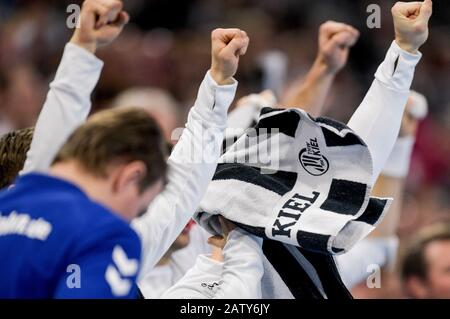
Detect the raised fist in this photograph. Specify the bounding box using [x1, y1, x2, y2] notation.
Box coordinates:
[392, 0, 433, 54]
[210, 28, 249, 85]
[70, 0, 130, 54]
[316, 21, 360, 74]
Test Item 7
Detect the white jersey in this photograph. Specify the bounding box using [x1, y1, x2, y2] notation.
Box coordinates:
[139, 224, 211, 299]
[20, 42, 238, 280]
[162, 228, 264, 299]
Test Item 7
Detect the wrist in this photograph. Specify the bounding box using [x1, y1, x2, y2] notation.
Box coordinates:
[209, 247, 225, 262]
[313, 56, 339, 77]
[210, 68, 235, 86]
[70, 34, 97, 55]
[394, 38, 419, 55]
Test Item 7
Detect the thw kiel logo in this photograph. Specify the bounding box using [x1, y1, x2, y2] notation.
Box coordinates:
[299, 137, 329, 176]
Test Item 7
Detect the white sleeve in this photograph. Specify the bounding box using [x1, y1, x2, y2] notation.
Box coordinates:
[381, 136, 415, 178]
[20, 43, 104, 174]
[214, 229, 264, 299]
[161, 229, 264, 299]
[335, 237, 399, 289]
[132, 72, 237, 273]
[161, 255, 224, 299]
[347, 41, 422, 185]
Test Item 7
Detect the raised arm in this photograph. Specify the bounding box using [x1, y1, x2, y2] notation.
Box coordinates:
[132, 29, 250, 272]
[20, 0, 129, 174]
[336, 93, 427, 289]
[281, 21, 359, 116]
[347, 0, 432, 185]
[370, 92, 427, 237]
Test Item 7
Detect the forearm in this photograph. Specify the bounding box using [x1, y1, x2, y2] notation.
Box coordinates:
[369, 135, 414, 238]
[214, 229, 264, 299]
[281, 59, 335, 117]
[161, 255, 224, 299]
[132, 71, 237, 272]
[21, 43, 103, 174]
[347, 41, 421, 185]
[369, 175, 404, 238]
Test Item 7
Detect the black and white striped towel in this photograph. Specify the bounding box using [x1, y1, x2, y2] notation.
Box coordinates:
[197, 107, 391, 254]
[195, 107, 392, 298]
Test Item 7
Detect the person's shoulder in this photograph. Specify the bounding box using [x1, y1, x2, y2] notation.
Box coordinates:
[78, 203, 141, 250]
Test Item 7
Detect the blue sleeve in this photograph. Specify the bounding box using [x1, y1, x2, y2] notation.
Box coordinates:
[54, 224, 141, 299]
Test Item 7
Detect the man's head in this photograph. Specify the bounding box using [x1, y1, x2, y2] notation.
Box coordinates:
[401, 222, 450, 298]
[0, 127, 34, 189]
[52, 108, 168, 221]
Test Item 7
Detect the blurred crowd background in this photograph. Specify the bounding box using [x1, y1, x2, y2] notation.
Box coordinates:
[0, 0, 449, 298]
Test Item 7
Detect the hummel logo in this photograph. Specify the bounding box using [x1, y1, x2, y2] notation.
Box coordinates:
[112, 245, 138, 276]
[105, 245, 138, 297]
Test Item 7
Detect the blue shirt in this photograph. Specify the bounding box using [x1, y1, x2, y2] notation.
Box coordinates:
[0, 173, 141, 299]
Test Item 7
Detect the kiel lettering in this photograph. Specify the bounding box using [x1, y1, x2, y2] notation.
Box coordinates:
[272, 191, 319, 238]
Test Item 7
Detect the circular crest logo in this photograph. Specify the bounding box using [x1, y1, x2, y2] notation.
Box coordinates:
[299, 138, 329, 176]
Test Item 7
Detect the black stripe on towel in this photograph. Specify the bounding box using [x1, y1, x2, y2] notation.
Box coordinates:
[255, 109, 300, 138]
[263, 240, 324, 299]
[214, 163, 297, 196]
[260, 107, 282, 116]
[331, 247, 345, 254]
[233, 221, 267, 239]
[296, 230, 331, 253]
[299, 248, 353, 299]
[355, 197, 388, 225]
[222, 136, 238, 154]
[320, 127, 364, 147]
[315, 117, 348, 132]
[320, 179, 367, 216]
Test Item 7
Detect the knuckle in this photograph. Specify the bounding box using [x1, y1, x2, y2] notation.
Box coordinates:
[320, 21, 331, 30]
[82, 0, 91, 9]
[211, 28, 222, 38]
[110, 2, 123, 11]
[392, 2, 400, 12]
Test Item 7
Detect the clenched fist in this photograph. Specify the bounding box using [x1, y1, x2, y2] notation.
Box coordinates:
[70, 0, 130, 54]
[210, 28, 249, 85]
[392, 0, 433, 54]
[316, 21, 360, 74]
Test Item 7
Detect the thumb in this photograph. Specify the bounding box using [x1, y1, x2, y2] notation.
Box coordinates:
[419, 0, 433, 23]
